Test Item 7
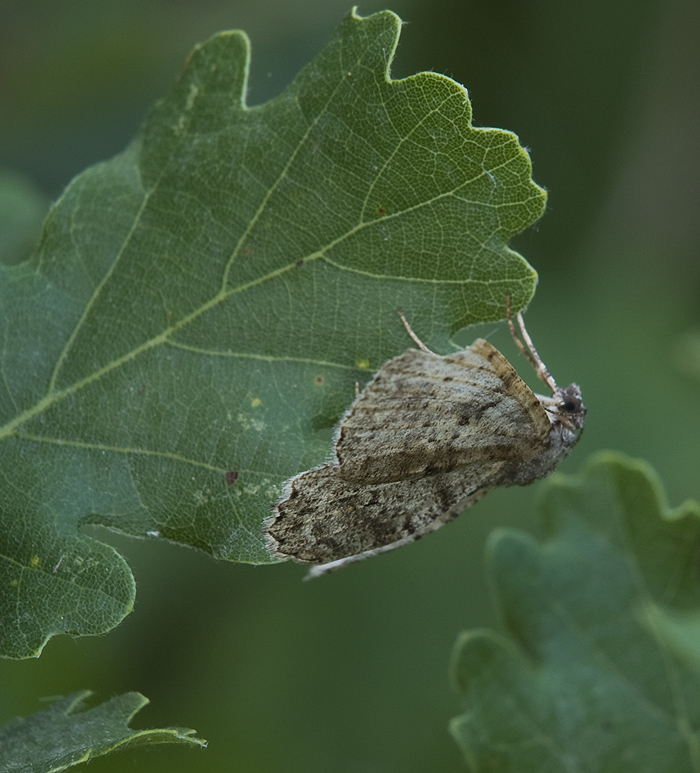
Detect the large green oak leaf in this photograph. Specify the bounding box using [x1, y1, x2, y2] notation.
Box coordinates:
[0, 9, 545, 657]
[451, 452, 700, 772]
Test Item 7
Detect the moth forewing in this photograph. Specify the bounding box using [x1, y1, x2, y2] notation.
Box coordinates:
[334, 340, 552, 484]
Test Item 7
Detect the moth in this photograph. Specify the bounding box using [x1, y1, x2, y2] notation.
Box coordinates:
[264, 305, 585, 578]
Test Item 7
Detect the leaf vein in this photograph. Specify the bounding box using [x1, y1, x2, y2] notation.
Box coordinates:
[221, 41, 371, 289]
[14, 432, 228, 474]
[165, 339, 361, 370]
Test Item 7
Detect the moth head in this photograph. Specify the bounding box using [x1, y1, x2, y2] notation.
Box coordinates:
[552, 383, 586, 430]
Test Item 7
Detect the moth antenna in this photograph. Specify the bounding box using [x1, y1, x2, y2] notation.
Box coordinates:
[397, 310, 434, 354]
[505, 295, 558, 392]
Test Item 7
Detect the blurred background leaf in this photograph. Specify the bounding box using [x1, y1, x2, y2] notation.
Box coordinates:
[0, 691, 205, 772]
[675, 329, 700, 382]
[1, 0, 699, 770]
[451, 453, 700, 771]
[645, 605, 700, 674]
[0, 170, 48, 266]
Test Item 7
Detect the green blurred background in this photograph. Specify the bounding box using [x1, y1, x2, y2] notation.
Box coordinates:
[1, 0, 699, 770]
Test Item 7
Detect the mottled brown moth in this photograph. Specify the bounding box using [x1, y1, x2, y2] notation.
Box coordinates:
[264, 305, 585, 578]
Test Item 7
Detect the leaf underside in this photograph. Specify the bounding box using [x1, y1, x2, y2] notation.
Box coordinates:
[0, 9, 545, 656]
[450, 452, 700, 772]
[0, 691, 204, 773]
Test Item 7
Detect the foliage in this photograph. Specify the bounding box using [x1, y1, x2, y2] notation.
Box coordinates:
[4, 5, 695, 772]
[451, 452, 700, 772]
[0, 692, 204, 773]
[0, 171, 48, 267]
[0, 9, 544, 659]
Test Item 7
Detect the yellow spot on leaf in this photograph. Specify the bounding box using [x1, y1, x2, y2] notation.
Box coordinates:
[30, 555, 41, 568]
[11, 579, 18, 587]
[355, 359, 370, 370]
[251, 397, 262, 408]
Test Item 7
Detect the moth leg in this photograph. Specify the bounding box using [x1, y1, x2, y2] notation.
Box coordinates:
[505, 294, 536, 367]
[397, 310, 435, 354]
[304, 533, 422, 580]
[534, 392, 559, 406]
[505, 295, 558, 392]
